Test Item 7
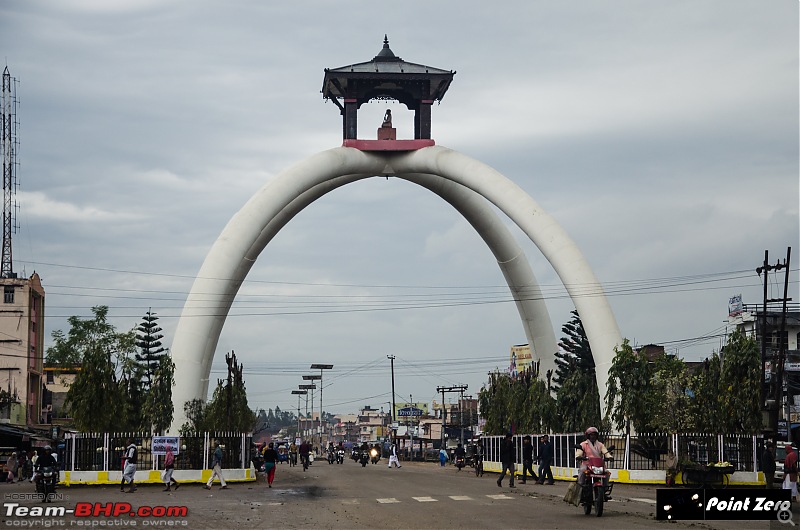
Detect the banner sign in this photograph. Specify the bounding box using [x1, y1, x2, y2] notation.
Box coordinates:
[728, 294, 743, 317]
[509, 344, 533, 378]
[151, 436, 180, 456]
[397, 407, 424, 417]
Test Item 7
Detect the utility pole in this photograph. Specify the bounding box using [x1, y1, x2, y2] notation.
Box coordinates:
[387, 355, 396, 424]
[291, 390, 307, 439]
[757, 247, 792, 440]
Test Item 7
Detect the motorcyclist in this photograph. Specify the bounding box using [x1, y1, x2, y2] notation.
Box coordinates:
[31, 446, 57, 486]
[454, 443, 466, 469]
[575, 427, 613, 493]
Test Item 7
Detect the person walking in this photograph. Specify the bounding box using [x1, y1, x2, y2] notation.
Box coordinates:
[520, 435, 538, 484]
[6, 452, 17, 483]
[438, 447, 449, 467]
[387, 442, 401, 469]
[121, 439, 138, 493]
[782, 443, 797, 501]
[162, 446, 180, 492]
[262, 442, 278, 487]
[497, 433, 516, 488]
[299, 440, 311, 471]
[288, 441, 298, 467]
[204, 441, 228, 490]
[537, 434, 554, 485]
[762, 442, 776, 489]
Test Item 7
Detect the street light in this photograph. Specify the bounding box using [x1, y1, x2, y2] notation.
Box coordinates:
[302, 375, 322, 445]
[310, 364, 333, 448]
[299, 383, 316, 440]
[291, 390, 307, 438]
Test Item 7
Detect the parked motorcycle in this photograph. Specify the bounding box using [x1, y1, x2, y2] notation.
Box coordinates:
[35, 466, 57, 502]
[574, 444, 614, 517]
[336, 449, 345, 464]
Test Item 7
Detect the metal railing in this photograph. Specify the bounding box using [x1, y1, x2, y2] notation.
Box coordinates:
[480, 432, 760, 473]
[63, 432, 253, 472]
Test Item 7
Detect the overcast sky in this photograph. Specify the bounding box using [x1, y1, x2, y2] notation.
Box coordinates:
[2, 1, 797, 417]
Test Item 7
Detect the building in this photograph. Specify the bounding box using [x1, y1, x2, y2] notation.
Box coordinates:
[356, 406, 388, 442]
[729, 302, 800, 434]
[42, 365, 80, 424]
[0, 272, 45, 427]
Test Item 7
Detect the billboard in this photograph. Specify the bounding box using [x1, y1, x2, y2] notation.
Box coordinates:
[509, 344, 533, 378]
[394, 402, 428, 417]
[728, 294, 743, 317]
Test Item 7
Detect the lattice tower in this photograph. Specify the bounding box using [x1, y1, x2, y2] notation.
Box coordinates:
[1, 66, 19, 279]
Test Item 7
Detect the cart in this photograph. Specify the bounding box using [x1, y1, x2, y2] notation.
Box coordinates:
[679, 462, 734, 488]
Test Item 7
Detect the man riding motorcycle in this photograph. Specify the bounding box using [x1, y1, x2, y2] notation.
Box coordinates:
[575, 427, 613, 495]
[31, 446, 57, 486]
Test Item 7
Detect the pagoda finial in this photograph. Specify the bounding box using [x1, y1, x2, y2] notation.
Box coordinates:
[383, 34, 389, 47]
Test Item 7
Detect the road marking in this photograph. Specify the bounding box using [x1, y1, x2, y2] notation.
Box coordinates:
[486, 494, 513, 500]
[341, 499, 360, 505]
[629, 497, 657, 504]
[449, 496, 472, 501]
[376, 498, 400, 504]
[413, 496, 438, 502]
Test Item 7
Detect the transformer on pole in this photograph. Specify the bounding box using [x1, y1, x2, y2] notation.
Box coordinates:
[1, 66, 19, 279]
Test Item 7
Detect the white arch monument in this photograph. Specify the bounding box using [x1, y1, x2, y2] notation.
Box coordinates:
[168, 145, 623, 431]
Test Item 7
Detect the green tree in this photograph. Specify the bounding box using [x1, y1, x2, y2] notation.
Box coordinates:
[604, 339, 653, 433]
[179, 353, 256, 434]
[686, 354, 724, 433]
[135, 310, 168, 390]
[51, 306, 137, 431]
[142, 355, 175, 433]
[718, 329, 761, 433]
[552, 311, 601, 431]
[647, 352, 691, 432]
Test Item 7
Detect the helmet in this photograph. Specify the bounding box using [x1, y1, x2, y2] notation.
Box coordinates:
[44, 445, 52, 452]
[585, 427, 599, 436]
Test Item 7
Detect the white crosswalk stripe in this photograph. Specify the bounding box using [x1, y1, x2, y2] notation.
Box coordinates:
[376, 498, 400, 504]
[486, 494, 513, 500]
[449, 496, 472, 501]
[629, 497, 657, 504]
[412, 496, 438, 502]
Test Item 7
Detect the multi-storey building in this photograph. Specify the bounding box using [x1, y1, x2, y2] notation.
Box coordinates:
[0, 272, 45, 427]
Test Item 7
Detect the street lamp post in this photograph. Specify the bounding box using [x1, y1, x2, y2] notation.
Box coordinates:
[310, 364, 333, 449]
[291, 390, 307, 438]
[299, 383, 316, 440]
[303, 374, 322, 450]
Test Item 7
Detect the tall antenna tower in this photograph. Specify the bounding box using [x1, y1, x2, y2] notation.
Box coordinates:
[1, 66, 19, 279]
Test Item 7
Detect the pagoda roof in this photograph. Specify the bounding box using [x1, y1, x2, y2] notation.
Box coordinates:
[322, 36, 455, 103]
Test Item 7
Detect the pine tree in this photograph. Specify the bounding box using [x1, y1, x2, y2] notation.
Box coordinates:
[135, 309, 168, 390]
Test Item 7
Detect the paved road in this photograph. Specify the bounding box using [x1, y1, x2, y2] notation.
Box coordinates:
[0, 460, 786, 529]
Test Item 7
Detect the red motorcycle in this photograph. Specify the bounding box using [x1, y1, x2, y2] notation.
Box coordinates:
[575, 445, 614, 517]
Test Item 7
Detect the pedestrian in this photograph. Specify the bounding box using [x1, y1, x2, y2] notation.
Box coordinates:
[497, 433, 516, 488]
[537, 434, 554, 485]
[262, 442, 278, 487]
[520, 435, 538, 484]
[288, 441, 298, 467]
[782, 443, 797, 501]
[204, 441, 228, 490]
[162, 445, 179, 492]
[438, 447, 449, 467]
[16, 451, 26, 482]
[299, 440, 311, 471]
[388, 442, 401, 468]
[6, 452, 17, 483]
[762, 442, 776, 489]
[121, 439, 138, 493]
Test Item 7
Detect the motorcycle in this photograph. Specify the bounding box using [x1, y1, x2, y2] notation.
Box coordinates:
[359, 451, 369, 467]
[328, 451, 335, 465]
[455, 455, 466, 471]
[336, 449, 345, 464]
[574, 444, 614, 517]
[35, 466, 57, 502]
[370, 448, 380, 464]
[351, 449, 360, 462]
